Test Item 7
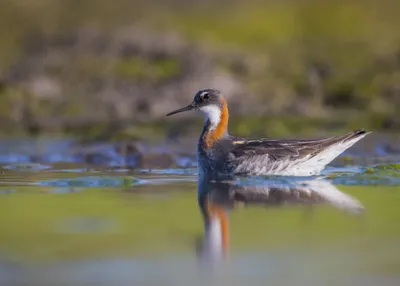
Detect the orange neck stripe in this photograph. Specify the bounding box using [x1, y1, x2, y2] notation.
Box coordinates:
[204, 99, 229, 148]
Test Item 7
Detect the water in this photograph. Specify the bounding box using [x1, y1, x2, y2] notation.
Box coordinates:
[0, 137, 400, 286]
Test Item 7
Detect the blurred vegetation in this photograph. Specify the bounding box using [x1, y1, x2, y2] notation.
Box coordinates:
[0, 0, 400, 137]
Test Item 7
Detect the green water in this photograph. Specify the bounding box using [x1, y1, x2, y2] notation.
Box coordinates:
[0, 139, 400, 286]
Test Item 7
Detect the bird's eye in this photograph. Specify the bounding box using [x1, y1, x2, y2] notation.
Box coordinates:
[202, 93, 210, 99]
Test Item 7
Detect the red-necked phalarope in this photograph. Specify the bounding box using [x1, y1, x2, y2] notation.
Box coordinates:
[166, 89, 371, 177]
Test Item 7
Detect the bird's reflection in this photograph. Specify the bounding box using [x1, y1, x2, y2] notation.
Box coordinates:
[196, 178, 364, 263]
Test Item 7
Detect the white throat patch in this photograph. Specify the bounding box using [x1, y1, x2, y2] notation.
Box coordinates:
[199, 105, 221, 130]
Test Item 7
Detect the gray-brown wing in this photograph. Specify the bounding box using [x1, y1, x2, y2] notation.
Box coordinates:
[228, 129, 368, 161]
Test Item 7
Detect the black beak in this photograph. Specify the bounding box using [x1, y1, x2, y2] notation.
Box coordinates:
[166, 103, 195, 116]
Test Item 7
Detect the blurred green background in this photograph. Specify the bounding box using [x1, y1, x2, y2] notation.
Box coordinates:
[0, 0, 399, 138]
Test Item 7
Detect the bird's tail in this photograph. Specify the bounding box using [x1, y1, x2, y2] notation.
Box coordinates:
[339, 129, 371, 144]
[298, 129, 371, 175]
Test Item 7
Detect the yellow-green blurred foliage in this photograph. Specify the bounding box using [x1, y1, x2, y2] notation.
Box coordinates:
[1, 0, 399, 136]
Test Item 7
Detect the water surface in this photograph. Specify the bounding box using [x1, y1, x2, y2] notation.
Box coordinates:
[0, 137, 399, 286]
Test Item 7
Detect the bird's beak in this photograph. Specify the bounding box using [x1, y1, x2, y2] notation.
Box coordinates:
[166, 103, 195, 116]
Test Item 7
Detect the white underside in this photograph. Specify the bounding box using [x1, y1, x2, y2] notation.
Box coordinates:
[232, 133, 368, 176]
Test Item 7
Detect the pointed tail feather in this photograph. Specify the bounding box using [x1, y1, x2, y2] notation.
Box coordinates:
[297, 129, 371, 175]
[340, 129, 371, 143]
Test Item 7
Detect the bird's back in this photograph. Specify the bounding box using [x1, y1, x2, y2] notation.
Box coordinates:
[199, 129, 370, 177]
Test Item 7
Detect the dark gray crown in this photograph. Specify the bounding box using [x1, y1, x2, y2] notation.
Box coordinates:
[193, 89, 222, 107]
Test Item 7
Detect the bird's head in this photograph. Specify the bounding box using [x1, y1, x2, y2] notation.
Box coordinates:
[166, 89, 227, 128]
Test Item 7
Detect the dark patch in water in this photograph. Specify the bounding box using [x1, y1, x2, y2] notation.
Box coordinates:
[0, 189, 14, 195]
[139, 168, 198, 176]
[48, 188, 84, 194]
[38, 176, 139, 187]
[2, 163, 51, 171]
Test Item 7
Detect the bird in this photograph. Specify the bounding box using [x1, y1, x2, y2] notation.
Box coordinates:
[166, 89, 371, 178]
